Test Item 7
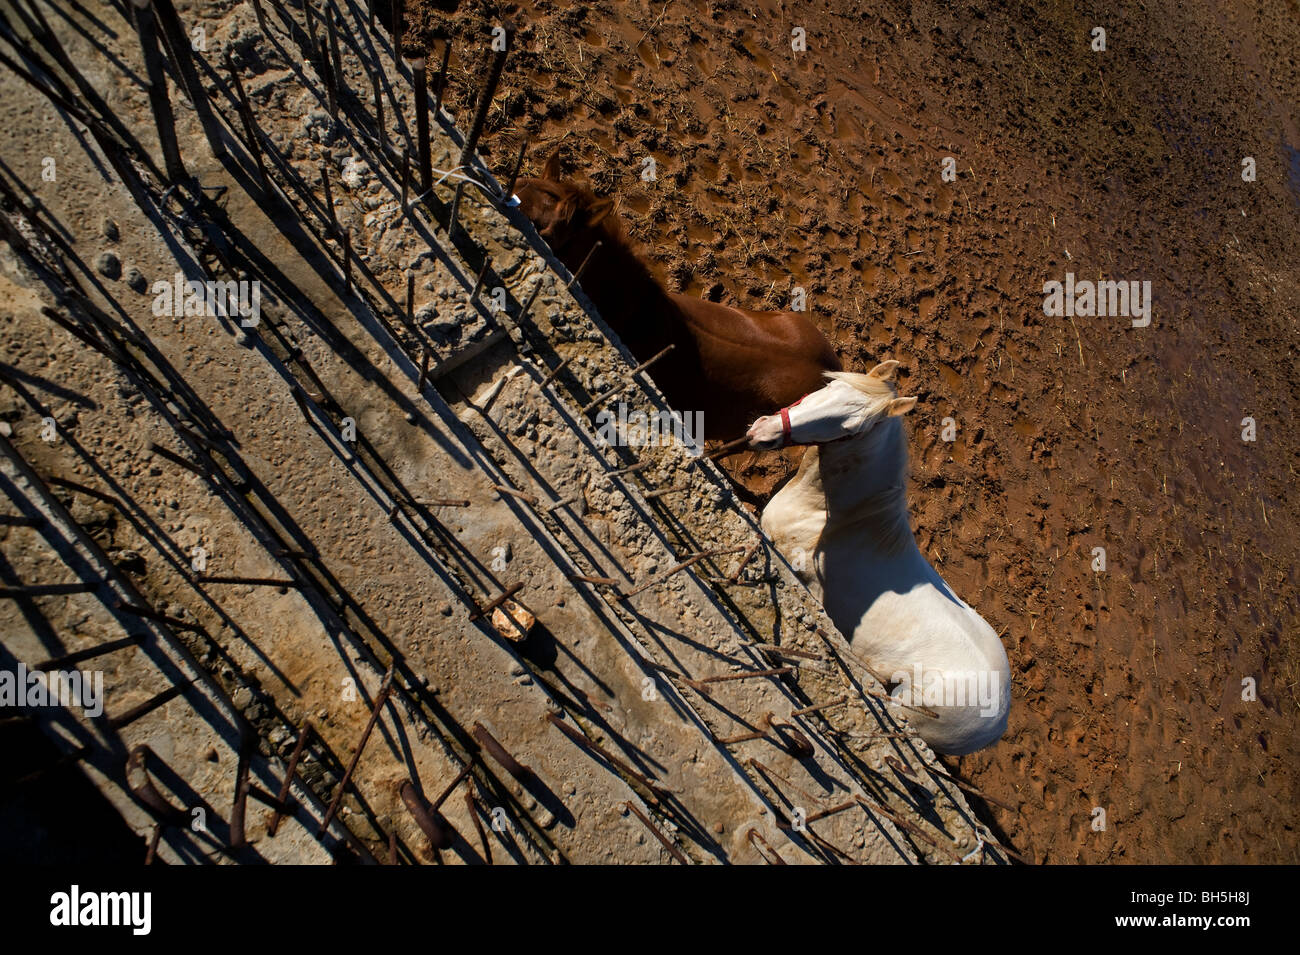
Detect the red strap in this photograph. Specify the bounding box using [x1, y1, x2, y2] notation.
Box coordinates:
[778, 394, 805, 447]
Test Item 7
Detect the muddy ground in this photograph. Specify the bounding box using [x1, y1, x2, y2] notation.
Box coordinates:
[407, 0, 1300, 862]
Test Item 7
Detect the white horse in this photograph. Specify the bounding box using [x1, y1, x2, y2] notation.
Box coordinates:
[747, 362, 1010, 755]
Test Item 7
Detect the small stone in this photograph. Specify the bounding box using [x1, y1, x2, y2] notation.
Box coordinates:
[101, 217, 119, 241]
[125, 267, 148, 293]
[95, 251, 121, 279]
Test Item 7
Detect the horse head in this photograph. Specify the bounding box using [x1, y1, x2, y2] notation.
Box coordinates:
[514, 151, 616, 257]
[745, 361, 917, 450]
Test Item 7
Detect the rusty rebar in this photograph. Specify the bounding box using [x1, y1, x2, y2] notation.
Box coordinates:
[267, 721, 312, 836]
[418, 338, 430, 392]
[623, 801, 688, 864]
[746, 828, 787, 865]
[516, 277, 543, 324]
[200, 575, 300, 589]
[108, 679, 193, 730]
[33, 634, 141, 672]
[320, 160, 338, 236]
[399, 780, 452, 850]
[470, 258, 490, 302]
[411, 56, 431, 197]
[565, 240, 602, 290]
[114, 599, 205, 633]
[126, 745, 188, 824]
[432, 39, 451, 112]
[325, 9, 345, 115]
[0, 582, 96, 598]
[726, 541, 762, 583]
[621, 546, 743, 599]
[503, 136, 528, 200]
[457, 46, 508, 172]
[320, 666, 395, 832]
[702, 435, 751, 461]
[372, 72, 387, 154]
[545, 711, 665, 800]
[628, 343, 676, 377]
[539, 356, 571, 387]
[470, 721, 532, 784]
[446, 181, 464, 234]
[489, 484, 538, 506]
[342, 228, 353, 295]
[579, 385, 623, 415]
[643, 483, 691, 500]
[469, 582, 525, 621]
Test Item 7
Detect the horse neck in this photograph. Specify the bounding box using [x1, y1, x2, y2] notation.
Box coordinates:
[568, 227, 690, 354]
[806, 419, 912, 551]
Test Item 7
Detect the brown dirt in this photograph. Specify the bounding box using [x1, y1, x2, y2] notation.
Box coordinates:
[406, 0, 1300, 862]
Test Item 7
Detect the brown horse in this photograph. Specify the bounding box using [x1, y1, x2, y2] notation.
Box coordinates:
[514, 155, 841, 442]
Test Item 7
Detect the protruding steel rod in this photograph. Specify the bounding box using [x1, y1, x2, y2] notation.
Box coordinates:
[411, 57, 431, 198]
[746, 827, 787, 865]
[342, 228, 353, 294]
[468, 582, 524, 620]
[629, 343, 675, 377]
[372, 73, 386, 154]
[33, 634, 141, 672]
[470, 721, 532, 783]
[320, 160, 338, 236]
[267, 721, 312, 836]
[470, 258, 490, 301]
[621, 547, 744, 599]
[546, 712, 663, 799]
[539, 356, 571, 388]
[109, 680, 193, 730]
[446, 181, 464, 234]
[566, 240, 602, 290]
[326, 10, 345, 116]
[0, 582, 96, 598]
[200, 575, 300, 589]
[457, 46, 508, 172]
[399, 780, 452, 850]
[503, 136, 527, 200]
[516, 278, 543, 323]
[623, 801, 688, 864]
[320, 666, 395, 833]
[432, 39, 451, 112]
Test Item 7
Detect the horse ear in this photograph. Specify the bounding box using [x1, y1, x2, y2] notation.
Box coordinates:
[868, 360, 900, 380]
[887, 396, 917, 416]
[586, 197, 615, 228]
[542, 149, 564, 181]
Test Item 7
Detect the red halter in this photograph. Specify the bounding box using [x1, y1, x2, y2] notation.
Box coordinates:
[775, 392, 856, 448]
[779, 396, 803, 446]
